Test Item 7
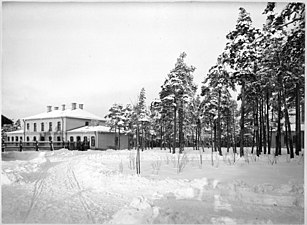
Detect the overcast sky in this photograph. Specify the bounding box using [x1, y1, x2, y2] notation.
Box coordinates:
[2, 1, 287, 121]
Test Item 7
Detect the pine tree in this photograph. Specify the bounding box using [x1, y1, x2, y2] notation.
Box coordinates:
[223, 7, 259, 157]
[159, 52, 197, 154]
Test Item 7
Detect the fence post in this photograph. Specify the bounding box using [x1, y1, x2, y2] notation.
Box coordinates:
[19, 140, 23, 152]
[35, 140, 39, 151]
[2, 141, 5, 152]
[50, 140, 54, 151]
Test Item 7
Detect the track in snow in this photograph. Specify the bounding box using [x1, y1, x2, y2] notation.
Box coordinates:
[3, 155, 126, 224]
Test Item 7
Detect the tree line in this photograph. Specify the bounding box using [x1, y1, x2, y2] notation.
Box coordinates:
[105, 2, 304, 158]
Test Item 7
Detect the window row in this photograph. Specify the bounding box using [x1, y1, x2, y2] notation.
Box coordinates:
[6, 136, 95, 146]
[26, 122, 61, 132]
[7, 136, 63, 142]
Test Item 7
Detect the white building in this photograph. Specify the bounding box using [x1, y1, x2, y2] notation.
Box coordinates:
[5, 103, 128, 150]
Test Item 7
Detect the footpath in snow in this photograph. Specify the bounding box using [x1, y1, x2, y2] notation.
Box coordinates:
[1, 147, 305, 224]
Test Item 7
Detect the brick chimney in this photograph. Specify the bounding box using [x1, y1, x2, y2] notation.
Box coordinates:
[79, 104, 84, 110]
[54, 106, 59, 110]
[71, 103, 77, 110]
[47, 106, 52, 112]
[62, 104, 66, 111]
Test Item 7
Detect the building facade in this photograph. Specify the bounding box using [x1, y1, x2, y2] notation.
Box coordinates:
[5, 103, 129, 150]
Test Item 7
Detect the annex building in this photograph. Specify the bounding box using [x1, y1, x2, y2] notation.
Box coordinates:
[5, 103, 128, 150]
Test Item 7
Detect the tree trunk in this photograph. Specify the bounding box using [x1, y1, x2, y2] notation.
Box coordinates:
[136, 125, 140, 174]
[262, 96, 267, 154]
[255, 99, 260, 157]
[118, 127, 121, 150]
[226, 116, 230, 153]
[276, 91, 282, 156]
[284, 121, 290, 154]
[259, 97, 263, 155]
[173, 106, 177, 154]
[196, 126, 199, 150]
[217, 89, 222, 156]
[282, 85, 294, 158]
[141, 123, 144, 152]
[211, 121, 214, 166]
[214, 120, 217, 152]
[192, 129, 195, 150]
[240, 82, 245, 157]
[295, 83, 301, 155]
[178, 100, 184, 154]
[160, 122, 163, 150]
[233, 106, 237, 154]
[266, 90, 271, 155]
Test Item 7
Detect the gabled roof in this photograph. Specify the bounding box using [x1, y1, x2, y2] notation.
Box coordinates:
[67, 125, 112, 133]
[23, 108, 105, 121]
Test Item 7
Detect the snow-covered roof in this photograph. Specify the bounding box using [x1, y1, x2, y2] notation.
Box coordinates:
[67, 125, 112, 133]
[23, 108, 105, 121]
[6, 129, 24, 135]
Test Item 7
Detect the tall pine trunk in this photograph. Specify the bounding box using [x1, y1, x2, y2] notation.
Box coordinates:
[217, 89, 222, 156]
[240, 82, 245, 157]
[214, 120, 217, 152]
[295, 83, 301, 155]
[282, 85, 294, 158]
[259, 97, 263, 155]
[255, 100, 260, 156]
[233, 106, 237, 154]
[178, 100, 184, 154]
[276, 91, 282, 156]
[262, 96, 267, 154]
[266, 90, 271, 155]
[173, 106, 177, 154]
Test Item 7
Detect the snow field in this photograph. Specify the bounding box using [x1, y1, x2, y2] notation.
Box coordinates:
[1, 147, 304, 224]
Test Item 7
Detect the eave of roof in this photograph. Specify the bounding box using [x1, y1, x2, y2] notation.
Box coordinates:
[67, 125, 113, 133]
[22, 108, 105, 121]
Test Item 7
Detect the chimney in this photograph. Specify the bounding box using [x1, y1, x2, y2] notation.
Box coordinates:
[47, 105, 52, 113]
[71, 103, 77, 110]
[79, 104, 84, 110]
[54, 106, 59, 110]
[62, 104, 66, 111]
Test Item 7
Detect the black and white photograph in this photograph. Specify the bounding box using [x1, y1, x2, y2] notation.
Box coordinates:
[1, 1, 305, 224]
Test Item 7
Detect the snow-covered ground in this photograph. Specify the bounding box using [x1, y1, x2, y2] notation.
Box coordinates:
[1, 147, 305, 224]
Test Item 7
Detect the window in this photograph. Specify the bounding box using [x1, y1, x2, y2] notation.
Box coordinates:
[49, 122, 52, 131]
[40, 136, 45, 141]
[85, 121, 89, 126]
[77, 136, 81, 142]
[26, 136, 30, 141]
[16, 136, 18, 142]
[70, 136, 74, 142]
[33, 136, 37, 141]
[12, 137, 14, 142]
[7, 137, 10, 142]
[91, 136, 95, 146]
[34, 123, 37, 132]
[57, 136, 61, 141]
[26, 123, 30, 131]
[20, 137, 23, 141]
[57, 122, 61, 131]
[41, 123, 44, 132]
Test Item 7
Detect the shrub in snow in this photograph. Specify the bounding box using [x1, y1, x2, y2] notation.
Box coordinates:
[177, 152, 188, 173]
[165, 155, 170, 165]
[151, 160, 162, 175]
[118, 160, 123, 174]
[128, 152, 135, 170]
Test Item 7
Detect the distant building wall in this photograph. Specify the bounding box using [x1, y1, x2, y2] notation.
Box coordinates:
[97, 133, 128, 150]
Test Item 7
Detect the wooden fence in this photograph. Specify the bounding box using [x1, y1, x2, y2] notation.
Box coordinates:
[2, 140, 90, 152]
